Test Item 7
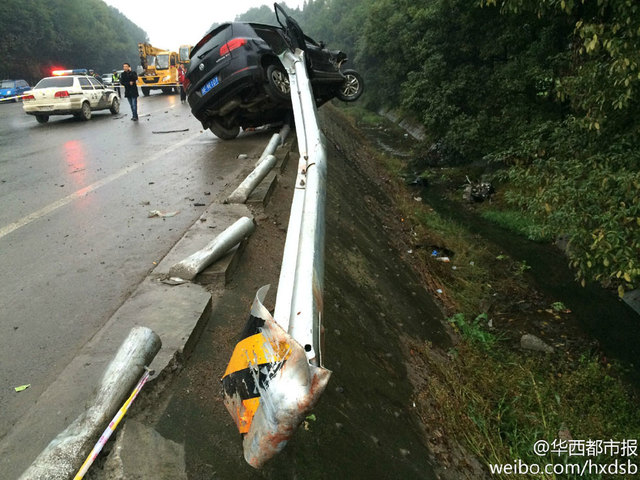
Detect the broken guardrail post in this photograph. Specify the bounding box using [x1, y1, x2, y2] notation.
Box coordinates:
[255, 123, 291, 168]
[19, 326, 161, 480]
[168, 216, 256, 280]
[222, 47, 331, 469]
[226, 156, 278, 204]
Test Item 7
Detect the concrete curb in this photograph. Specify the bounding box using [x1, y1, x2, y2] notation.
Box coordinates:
[18, 327, 161, 480]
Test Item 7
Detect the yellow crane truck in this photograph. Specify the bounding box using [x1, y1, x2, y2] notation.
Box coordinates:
[137, 43, 180, 95]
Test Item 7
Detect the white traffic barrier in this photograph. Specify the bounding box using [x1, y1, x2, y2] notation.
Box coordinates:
[226, 155, 278, 204]
[19, 326, 161, 480]
[226, 47, 331, 469]
[168, 216, 256, 280]
[273, 48, 327, 365]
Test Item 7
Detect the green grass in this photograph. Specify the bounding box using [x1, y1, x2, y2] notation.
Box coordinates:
[481, 209, 553, 242]
[421, 342, 640, 480]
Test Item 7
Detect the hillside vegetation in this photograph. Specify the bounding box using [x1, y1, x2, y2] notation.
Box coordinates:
[240, 0, 639, 296]
[0, 0, 147, 82]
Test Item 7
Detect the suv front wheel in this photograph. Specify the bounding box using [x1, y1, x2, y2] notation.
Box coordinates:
[336, 69, 364, 102]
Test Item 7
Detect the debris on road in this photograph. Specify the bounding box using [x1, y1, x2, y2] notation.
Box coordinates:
[161, 277, 188, 286]
[148, 210, 179, 218]
[14, 384, 30, 392]
[151, 129, 189, 134]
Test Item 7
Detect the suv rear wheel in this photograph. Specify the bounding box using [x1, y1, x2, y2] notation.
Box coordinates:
[265, 64, 290, 102]
[35, 115, 49, 124]
[209, 117, 240, 140]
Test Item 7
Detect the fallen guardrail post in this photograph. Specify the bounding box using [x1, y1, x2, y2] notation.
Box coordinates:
[222, 46, 331, 469]
[255, 123, 291, 167]
[226, 156, 278, 204]
[169, 216, 256, 280]
[19, 326, 161, 480]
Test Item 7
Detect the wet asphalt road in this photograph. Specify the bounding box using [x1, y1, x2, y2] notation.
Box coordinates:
[0, 94, 271, 440]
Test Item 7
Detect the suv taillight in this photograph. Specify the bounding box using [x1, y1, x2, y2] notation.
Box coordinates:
[220, 38, 247, 56]
[23, 94, 35, 101]
[54, 91, 70, 98]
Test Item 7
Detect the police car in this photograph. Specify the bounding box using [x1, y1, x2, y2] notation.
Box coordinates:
[23, 69, 120, 123]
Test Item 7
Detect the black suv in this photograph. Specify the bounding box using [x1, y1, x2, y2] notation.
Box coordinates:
[185, 3, 363, 139]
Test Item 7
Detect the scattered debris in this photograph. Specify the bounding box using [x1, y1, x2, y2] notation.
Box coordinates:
[520, 334, 555, 353]
[435, 257, 450, 263]
[151, 128, 189, 134]
[193, 203, 206, 207]
[14, 384, 30, 392]
[237, 154, 248, 160]
[463, 176, 495, 202]
[148, 210, 179, 218]
[161, 277, 188, 286]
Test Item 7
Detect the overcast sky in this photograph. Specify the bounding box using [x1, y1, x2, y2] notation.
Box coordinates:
[103, 0, 305, 49]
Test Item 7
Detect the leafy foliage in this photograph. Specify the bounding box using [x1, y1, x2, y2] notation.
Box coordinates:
[291, 0, 638, 294]
[0, 0, 147, 82]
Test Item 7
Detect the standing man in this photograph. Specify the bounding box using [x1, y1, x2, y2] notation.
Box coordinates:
[120, 63, 139, 121]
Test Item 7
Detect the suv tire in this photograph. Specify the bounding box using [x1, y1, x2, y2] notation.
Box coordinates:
[336, 69, 364, 102]
[35, 115, 49, 124]
[209, 117, 240, 140]
[265, 64, 290, 102]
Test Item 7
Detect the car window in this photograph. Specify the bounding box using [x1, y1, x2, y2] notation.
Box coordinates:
[18, 80, 28, 87]
[89, 78, 104, 89]
[157, 54, 170, 69]
[79, 77, 94, 90]
[34, 77, 74, 88]
[1, 80, 15, 88]
[253, 26, 289, 54]
[191, 24, 232, 58]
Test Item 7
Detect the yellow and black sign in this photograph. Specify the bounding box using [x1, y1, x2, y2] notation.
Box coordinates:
[222, 313, 291, 434]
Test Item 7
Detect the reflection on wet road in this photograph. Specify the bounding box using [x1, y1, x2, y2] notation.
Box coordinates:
[0, 94, 272, 438]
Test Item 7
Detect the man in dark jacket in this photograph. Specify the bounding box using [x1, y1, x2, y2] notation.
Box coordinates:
[120, 63, 139, 121]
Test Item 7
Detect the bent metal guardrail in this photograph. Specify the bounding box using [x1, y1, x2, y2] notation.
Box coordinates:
[221, 48, 331, 468]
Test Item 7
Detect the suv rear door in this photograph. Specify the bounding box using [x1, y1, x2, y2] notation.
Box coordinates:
[187, 23, 233, 92]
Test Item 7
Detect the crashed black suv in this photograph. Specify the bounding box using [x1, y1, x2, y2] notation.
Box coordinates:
[185, 3, 363, 139]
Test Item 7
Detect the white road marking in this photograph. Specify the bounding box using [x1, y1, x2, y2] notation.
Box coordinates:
[0, 131, 202, 241]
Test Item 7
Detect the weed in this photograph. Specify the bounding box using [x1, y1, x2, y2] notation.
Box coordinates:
[448, 313, 498, 349]
[481, 209, 552, 242]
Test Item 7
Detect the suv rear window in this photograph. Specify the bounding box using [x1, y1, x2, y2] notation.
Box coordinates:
[34, 77, 74, 88]
[191, 24, 232, 58]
